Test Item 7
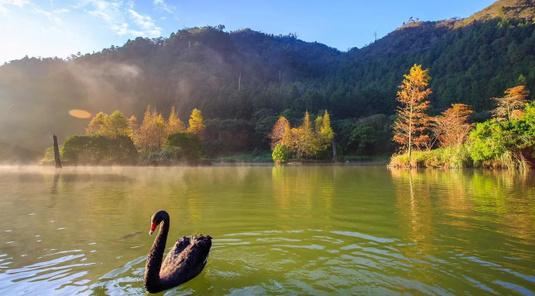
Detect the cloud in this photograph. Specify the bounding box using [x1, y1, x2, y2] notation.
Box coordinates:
[128, 8, 161, 36]
[81, 0, 162, 37]
[0, 0, 29, 8]
[153, 0, 175, 15]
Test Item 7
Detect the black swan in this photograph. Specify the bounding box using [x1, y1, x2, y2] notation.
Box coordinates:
[144, 210, 212, 293]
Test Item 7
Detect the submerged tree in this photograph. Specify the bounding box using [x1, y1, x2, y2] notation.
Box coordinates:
[393, 64, 432, 157]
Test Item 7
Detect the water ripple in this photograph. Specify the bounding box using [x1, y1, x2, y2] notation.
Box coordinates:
[0, 250, 94, 295]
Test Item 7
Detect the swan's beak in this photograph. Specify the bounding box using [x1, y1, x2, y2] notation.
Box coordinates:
[149, 222, 157, 235]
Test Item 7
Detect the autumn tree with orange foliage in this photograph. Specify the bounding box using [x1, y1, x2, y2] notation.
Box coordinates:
[269, 116, 291, 150]
[167, 106, 185, 135]
[393, 64, 432, 157]
[135, 106, 167, 152]
[492, 85, 530, 121]
[432, 104, 474, 148]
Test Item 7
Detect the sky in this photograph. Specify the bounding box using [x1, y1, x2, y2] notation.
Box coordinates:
[0, 0, 497, 65]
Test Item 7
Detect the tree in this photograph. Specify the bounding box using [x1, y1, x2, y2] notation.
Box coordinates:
[272, 143, 290, 164]
[492, 85, 530, 121]
[269, 116, 290, 150]
[107, 110, 129, 138]
[61, 135, 137, 165]
[86, 110, 130, 139]
[127, 115, 138, 139]
[293, 111, 318, 158]
[86, 112, 109, 136]
[393, 64, 432, 157]
[187, 108, 205, 137]
[469, 101, 535, 169]
[432, 104, 474, 148]
[135, 106, 167, 152]
[167, 131, 202, 163]
[167, 106, 185, 135]
[317, 110, 334, 151]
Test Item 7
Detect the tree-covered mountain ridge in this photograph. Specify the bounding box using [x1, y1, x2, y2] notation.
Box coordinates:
[1, 0, 535, 162]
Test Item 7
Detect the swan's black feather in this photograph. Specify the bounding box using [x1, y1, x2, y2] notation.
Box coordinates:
[144, 211, 212, 293]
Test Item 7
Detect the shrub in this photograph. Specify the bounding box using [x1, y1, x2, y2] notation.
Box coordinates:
[272, 144, 290, 164]
[167, 132, 202, 163]
[61, 135, 138, 165]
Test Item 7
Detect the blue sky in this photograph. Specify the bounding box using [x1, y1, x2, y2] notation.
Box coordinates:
[0, 0, 496, 65]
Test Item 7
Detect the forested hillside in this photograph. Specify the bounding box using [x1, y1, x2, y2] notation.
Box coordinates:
[1, 0, 535, 162]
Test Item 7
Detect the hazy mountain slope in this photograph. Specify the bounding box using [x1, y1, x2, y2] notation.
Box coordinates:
[1, 0, 535, 161]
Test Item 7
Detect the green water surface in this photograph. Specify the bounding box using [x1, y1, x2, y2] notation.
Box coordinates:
[0, 165, 534, 295]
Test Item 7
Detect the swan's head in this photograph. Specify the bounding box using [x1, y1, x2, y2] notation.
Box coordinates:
[149, 210, 169, 235]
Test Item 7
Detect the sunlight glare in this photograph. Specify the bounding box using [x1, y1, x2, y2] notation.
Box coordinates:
[69, 109, 92, 119]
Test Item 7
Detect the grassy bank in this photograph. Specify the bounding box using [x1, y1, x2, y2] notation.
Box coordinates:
[389, 147, 472, 169]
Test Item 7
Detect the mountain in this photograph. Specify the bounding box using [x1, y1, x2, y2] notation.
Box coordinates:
[462, 0, 535, 24]
[1, 0, 535, 162]
[330, 0, 535, 117]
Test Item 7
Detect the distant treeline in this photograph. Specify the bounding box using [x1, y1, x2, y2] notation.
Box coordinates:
[2, 8, 535, 162]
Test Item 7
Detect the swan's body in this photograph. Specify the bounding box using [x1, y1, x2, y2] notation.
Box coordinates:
[144, 210, 212, 293]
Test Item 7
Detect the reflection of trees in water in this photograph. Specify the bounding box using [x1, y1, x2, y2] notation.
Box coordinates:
[391, 168, 535, 285]
[391, 168, 535, 254]
[391, 169, 435, 257]
[271, 166, 334, 228]
[469, 170, 535, 241]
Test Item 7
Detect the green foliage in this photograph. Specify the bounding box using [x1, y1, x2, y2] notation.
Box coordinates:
[61, 135, 138, 165]
[86, 110, 130, 138]
[269, 111, 335, 161]
[469, 101, 535, 169]
[349, 124, 377, 155]
[4, 10, 535, 162]
[272, 143, 290, 164]
[468, 119, 508, 164]
[40, 147, 56, 165]
[334, 114, 395, 156]
[167, 131, 202, 163]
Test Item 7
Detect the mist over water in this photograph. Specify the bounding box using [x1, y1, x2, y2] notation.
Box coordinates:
[0, 165, 534, 295]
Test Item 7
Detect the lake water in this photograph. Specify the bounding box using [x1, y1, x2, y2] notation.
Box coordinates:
[0, 165, 534, 295]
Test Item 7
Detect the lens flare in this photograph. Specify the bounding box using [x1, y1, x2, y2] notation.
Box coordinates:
[69, 109, 91, 119]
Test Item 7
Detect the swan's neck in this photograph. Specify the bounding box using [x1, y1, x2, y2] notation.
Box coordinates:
[144, 219, 169, 291]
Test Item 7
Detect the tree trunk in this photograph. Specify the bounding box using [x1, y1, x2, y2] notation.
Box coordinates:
[331, 139, 337, 159]
[53, 135, 62, 168]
